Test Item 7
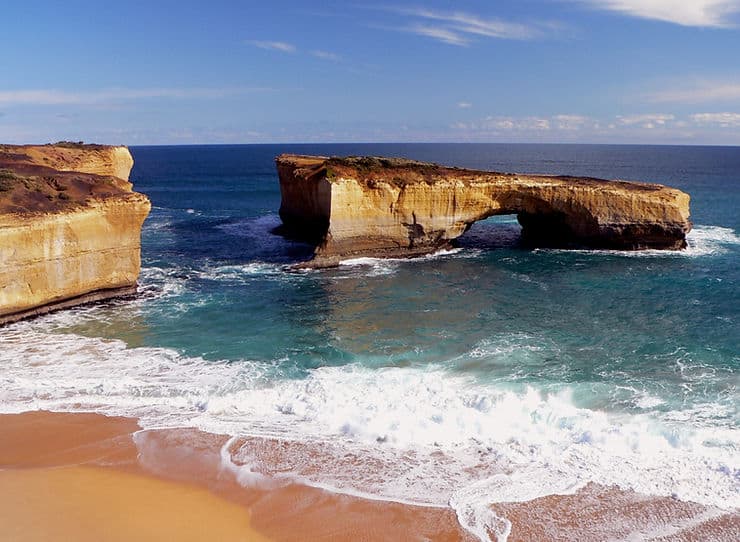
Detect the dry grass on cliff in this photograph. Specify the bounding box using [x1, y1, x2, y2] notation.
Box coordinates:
[0, 147, 131, 214]
[321, 155, 666, 191]
[0, 169, 20, 191]
[325, 155, 512, 187]
[50, 141, 108, 150]
[0, 170, 81, 213]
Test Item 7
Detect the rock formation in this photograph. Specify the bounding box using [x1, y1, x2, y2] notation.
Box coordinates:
[0, 143, 151, 324]
[276, 154, 691, 267]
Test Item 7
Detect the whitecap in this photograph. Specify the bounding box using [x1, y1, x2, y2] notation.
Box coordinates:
[684, 225, 740, 256]
[0, 330, 737, 514]
[194, 262, 285, 282]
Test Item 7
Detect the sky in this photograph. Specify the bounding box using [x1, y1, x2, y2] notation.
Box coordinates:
[1, 0, 740, 145]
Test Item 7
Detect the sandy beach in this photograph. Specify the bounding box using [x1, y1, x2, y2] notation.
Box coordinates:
[0, 412, 269, 542]
[2, 410, 738, 541]
[0, 411, 468, 541]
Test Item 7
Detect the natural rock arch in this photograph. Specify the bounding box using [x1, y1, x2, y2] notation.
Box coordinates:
[276, 155, 691, 268]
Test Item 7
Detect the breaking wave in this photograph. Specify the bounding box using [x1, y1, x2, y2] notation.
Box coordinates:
[1, 327, 737, 542]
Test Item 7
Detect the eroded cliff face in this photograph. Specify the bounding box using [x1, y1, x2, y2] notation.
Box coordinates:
[22, 144, 135, 181]
[276, 154, 691, 267]
[0, 143, 150, 323]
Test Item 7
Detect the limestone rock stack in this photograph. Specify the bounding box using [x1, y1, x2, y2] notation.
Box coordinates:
[0, 143, 151, 324]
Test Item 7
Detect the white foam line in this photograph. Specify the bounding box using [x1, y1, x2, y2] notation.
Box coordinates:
[279, 473, 447, 509]
[217, 436, 282, 489]
[133, 421, 496, 511]
[212, 432, 450, 508]
[450, 486, 512, 542]
[619, 507, 730, 542]
[534, 225, 740, 258]
[339, 247, 465, 267]
[338, 225, 739, 267]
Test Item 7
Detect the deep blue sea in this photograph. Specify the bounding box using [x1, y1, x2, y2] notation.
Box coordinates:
[2, 144, 738, 538]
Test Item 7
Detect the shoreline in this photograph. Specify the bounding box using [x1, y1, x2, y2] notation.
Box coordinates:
[0, 410, 468, 541]
[1, 410, 737, 541]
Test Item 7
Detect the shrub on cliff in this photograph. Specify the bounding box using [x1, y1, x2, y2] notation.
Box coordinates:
[0, 168, 19, 191]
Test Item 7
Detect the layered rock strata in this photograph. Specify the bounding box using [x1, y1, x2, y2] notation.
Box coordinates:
[0, 143, 150, 324]
[276, 154, 691, 267]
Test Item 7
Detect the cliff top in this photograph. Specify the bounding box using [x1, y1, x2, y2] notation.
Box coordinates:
[276, 153, 666, 192]
[0, 144, 137, 215]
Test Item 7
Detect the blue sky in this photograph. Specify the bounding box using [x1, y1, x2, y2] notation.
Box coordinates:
[1, 0, 740, 144]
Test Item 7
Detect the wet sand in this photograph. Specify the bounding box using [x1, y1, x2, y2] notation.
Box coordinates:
[1, 411, 737, 541]
[492, 484, 740, 542]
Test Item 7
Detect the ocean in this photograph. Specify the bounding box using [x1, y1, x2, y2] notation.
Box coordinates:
[1, 144, 738, 540]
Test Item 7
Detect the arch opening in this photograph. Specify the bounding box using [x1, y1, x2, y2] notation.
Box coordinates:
[455, 191, 600, 252]
[455, 214, 523, 251]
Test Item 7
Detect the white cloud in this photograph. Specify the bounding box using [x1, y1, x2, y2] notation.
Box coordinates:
[690, 112, 740, 126]
[648, 80, 740, 103]
[311, 50, 341, 61]
[480, 116, 552, 131]
[405, 24, 470, 46]
[576, 1, 740, 27]
[402, 8, 542, 40]
[453, 114, 602, 134]
[493, 118, 515, 130]
[0, 88, 267, 106]
[616, 113, 675, 127]
[553, 114, 591, 130]
[526, 117, 551, 130]
[382, 7, 554, 46]
[457, 101, 473, 108]
[449, 112, 739, 140]
[249, 40, 296, 53]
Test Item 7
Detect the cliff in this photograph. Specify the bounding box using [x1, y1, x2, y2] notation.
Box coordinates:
[0, 143, 151, 324]
[276, 154, 691, 267]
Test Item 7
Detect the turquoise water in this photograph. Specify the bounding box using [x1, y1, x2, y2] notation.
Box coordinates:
[1, 144, 738, 536]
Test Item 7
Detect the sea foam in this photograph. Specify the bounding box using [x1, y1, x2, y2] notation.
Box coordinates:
[534, 225, 740, 258]
[1, 327, 737, 529]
